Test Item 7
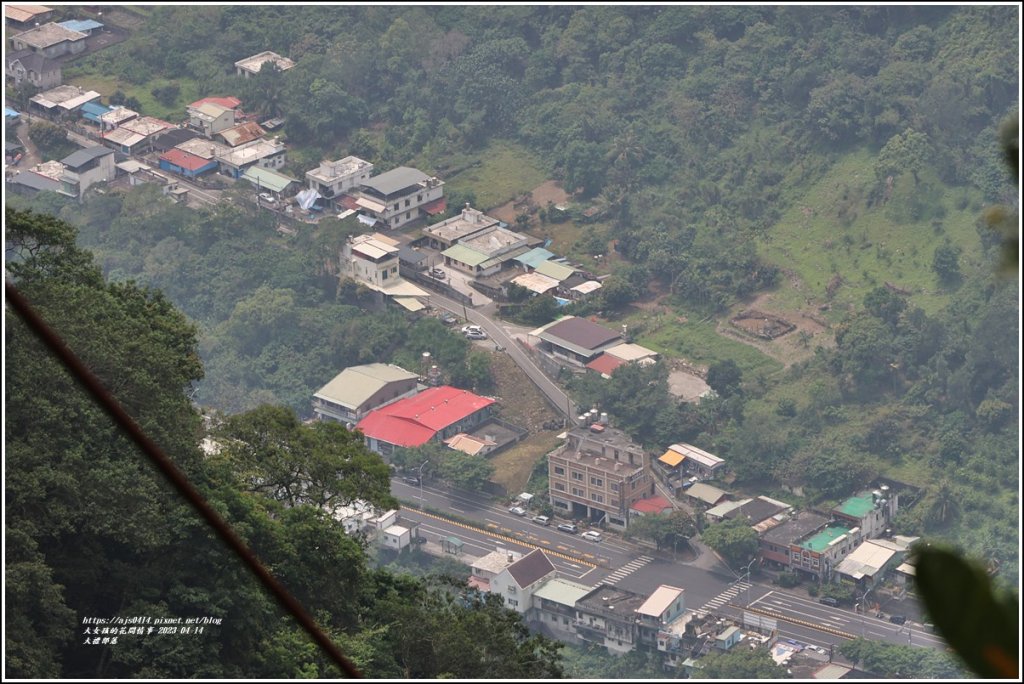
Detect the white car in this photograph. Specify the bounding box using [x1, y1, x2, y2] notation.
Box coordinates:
[258, 192, 278, 205]
[461, 324, 484, 335]
[581, 530, 603, 542]
[508, 506, 527, 516]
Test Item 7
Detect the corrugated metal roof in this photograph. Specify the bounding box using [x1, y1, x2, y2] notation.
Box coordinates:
[511, 271, 559, 294]
[584, 352, 625, 377]
[442, 243, 491, 268]
[362, 166, 428, 196]
[636, 585, 685, 618]
[355, 386, 495, 447]
[540, 316, 621, 352]
[685, 483, 727, 505]
[61, 145, 112, 168]
[314, 363, 418, 410]
[658, 450, 685, 467]
[393, 297, 426, 312]
[57, 19, 103, 32]
[667, 443, 725, 468]
[570, 280, 602, 294]
[241, 166, 296, 193]
[161, 148, 214, 173]
[532, 576, 592, 606]
[535, 260, 575, 281]
[514, 247, 554, 269]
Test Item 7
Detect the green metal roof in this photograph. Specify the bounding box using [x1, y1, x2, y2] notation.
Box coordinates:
[532, 577, 593, 606]
[442, 243, 491, 267]
[535, 260, 575, 281]
[835, 492, 875, 519]
[241, 166, 297, 193]
[799, 525, 851, 552]
[314, 363, 418, 409]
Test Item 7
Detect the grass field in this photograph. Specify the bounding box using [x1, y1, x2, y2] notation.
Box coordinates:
[759, 148, 987, 318]
[60, 71, 199, 123]
[441, 140, 550, 211]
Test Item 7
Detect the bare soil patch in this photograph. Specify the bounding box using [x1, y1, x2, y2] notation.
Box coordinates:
[486, 350, 563, 494]
[716, 291, 833, 367]
[489, 180, 569, 224]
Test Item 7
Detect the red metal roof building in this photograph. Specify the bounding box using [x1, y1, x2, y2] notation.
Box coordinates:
[630, 495, 674, 516]
[355, 385, 496, 456]
[585, 352, 626, 378]
[158, 148, 218, 178]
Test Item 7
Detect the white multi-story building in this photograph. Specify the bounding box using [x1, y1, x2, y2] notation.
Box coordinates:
[306, 156, 373, 204]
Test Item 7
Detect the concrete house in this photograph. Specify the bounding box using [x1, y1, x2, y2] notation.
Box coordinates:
[216, 138, 286, 178]
[30, 85, 100, 119]
[659, 443, 727, 479]
[831, 487, 899, 540]
[469, 548, 522, 592]
[5, 49, 61, 90]
[421, 204, 500, 250]
[234, 50, 295, 77]
[575, 584, 648, 655]
[10, 22, 87, 58]
[347, 166, 446, 229]
[635, 585, 687, 649]
[342, 233, 401, 289]
[306, 155, 373, 205]
[158, 148, 219, 179]
[442, 224, 531, 277]
[312, 363, 421, 425]
[548, 423, 653, 529]
[489, 549, 556, 616]
[188, 101, 236, 137]
[59, 145, 115, 199]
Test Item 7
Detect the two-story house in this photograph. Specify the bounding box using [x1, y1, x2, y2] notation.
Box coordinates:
[548, 422, 653, 530]
[349, 166, 445, 229]
[342, 233, 401, 289]
[215, 138, 286, 178]
[489, 549, 556, 617]
[187, 101, 236, 138]
[59, 146, 115, 199]
[306, 156, 373, 207]
[831, 487, 899, 539]
[312, 363, 421, 425]
[5, 49, 61, 90]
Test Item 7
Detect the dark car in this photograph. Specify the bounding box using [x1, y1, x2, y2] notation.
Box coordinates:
[889, 614, 907, 625]
[439, 312, 458, 325]
[403, 476, 420, 486]
[818, 597, 839, 607]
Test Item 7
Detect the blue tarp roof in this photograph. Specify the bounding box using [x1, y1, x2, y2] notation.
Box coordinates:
[58, 19, 104, 33]
[5, 107, 21, 118]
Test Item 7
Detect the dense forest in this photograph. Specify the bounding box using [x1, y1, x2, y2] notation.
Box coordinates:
[5, 5, 1019, 677]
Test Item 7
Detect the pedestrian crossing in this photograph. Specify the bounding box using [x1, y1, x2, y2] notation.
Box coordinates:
[600, 555, 653, 585]
[695, 580, 752, 616]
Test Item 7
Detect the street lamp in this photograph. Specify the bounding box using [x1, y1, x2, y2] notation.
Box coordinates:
[858, 588, 871, 639]
[742, 557, 757, 607]
[417, 459, 429, 501]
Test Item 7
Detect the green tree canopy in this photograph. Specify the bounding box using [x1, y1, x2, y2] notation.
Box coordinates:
[700, 518, 759, 571]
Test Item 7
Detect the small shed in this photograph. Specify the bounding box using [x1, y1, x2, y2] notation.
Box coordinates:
[442, 536, 464, 555]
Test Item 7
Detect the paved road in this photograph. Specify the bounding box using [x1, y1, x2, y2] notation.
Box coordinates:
[424, 290, 577, 419]
[392, 477, 947, 652]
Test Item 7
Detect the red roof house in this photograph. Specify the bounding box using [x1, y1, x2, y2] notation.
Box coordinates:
[355, 385, 496, 453]
[158, 148, 218, 178]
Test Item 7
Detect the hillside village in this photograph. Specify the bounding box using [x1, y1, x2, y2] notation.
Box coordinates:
[5, 6, 1005, 678]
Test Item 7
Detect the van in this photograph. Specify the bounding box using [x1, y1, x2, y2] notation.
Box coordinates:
[531, 515, 551, 526]
[818, 597, 839, 607]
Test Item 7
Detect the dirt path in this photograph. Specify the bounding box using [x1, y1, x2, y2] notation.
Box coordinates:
[716, 290, 834, 367]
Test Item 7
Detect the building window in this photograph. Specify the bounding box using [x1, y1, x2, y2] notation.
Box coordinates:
[393, 217, 399, 225]
[508, 598, 518, 607]
[571, 471, 583, 481]
[611, 483, 619, 492]
[381, 271, 388, 280]
[591, 493, 604, 503]
[554, 466, 565, 475]
[590, 477, 603, 487]
[393, 203, 399, 211]
[405, 198, 411, 207]
[572, 487, 584, 497]
[554, 483, 565, 491]
[406, 211, 411, 219]
[417, 194, 422, 202]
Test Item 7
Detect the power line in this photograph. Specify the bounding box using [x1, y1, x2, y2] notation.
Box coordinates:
[4, 280, 362, 678]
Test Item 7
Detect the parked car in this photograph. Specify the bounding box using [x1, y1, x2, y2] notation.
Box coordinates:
[403, 476, 420, 486]
[429, 267, 446, 279]
[581, 530, 603, 542]
[465, 330, 488, 340]
[889, 614, 907, 625]
[259, 192, 278, 205]
[461, 324, 484, 335]
[557, 523, 578, 534]
[531, 515, 550, 526]
[818, 597, 839, 607]
[439, 312, 458, 325]
[411, 535, 428, 545]
[509, 506, 527, 516]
